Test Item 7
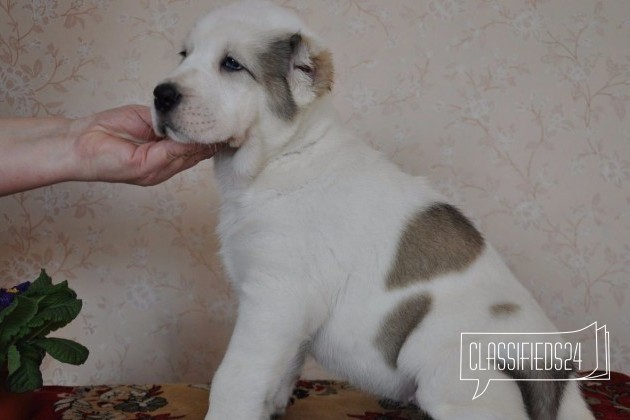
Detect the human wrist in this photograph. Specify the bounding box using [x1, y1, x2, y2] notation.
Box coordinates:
[37, 116, 85, 185]
[0, 116, 81, 196]
[64, 114, 97, 182]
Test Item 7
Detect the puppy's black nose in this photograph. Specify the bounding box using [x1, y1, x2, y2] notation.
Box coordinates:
[153, 83, 182, 113]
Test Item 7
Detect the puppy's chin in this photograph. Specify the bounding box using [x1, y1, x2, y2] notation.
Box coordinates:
[157, 121, 195, 144]
[167, 126, 236, 156]
[151, 108, 166, 137]
[153, 117, 237, 153]
[163, 125, 194, 144]
[151, 111, 191, 142]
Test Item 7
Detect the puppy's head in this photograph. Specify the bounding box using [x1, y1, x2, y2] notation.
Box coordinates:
[152, 0, 333, 148]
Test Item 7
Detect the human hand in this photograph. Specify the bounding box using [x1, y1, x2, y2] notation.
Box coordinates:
[70, 104, 219, 186]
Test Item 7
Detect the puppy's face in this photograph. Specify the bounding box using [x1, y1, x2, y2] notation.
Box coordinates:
[152, 1, 333, 148]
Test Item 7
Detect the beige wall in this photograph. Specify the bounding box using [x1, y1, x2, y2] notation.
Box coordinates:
[1, 0, 629, 385]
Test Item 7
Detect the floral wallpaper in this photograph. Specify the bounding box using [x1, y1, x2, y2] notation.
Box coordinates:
[1, 0, 629, 386]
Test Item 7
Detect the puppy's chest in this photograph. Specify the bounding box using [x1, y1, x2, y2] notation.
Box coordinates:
[217, 187, 346, 281]
[217, 179, 420, 293]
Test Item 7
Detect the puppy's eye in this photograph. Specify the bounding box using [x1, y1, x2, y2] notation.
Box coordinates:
[222, 56, 243, 72]
[179, 50, 187, 58]
[295, 65, 313, 74]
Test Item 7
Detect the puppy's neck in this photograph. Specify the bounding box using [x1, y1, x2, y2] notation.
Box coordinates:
[214, 95, 338, 194]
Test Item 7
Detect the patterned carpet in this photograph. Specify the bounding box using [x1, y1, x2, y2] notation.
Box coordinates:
[29, 371, 630, 419]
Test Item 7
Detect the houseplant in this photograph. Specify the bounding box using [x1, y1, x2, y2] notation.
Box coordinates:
[0, 269, 89, 398]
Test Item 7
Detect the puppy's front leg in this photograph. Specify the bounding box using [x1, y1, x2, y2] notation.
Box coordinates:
[205, 289, 311, 420]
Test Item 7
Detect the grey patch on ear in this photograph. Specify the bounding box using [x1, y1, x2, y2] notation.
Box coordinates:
[490, 302, 520, 317]
[386, 203, 485, 289]
[258, 35, 298, 121]
[289, 33, 302, 51]
[503, 361, 573, 420]
[375, 293, 432, 369]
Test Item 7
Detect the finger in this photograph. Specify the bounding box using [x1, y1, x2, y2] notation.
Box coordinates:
[161, 140, 221, 161]
[131, 141, 218, 185]
[100, 104, 159, 144]
[126, 105, 161, 142]
[139, 149, 210, 186]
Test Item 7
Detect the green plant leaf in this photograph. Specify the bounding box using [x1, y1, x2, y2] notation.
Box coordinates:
[18, 291, 82, 340]
[1, 270, 89, 392]
[12, 303, 82, 351]
[0, 297, 18, 325]
[36, 298, 82, 326]
[23, 269, 54, 297]
[33, 337, 89, 365]
[38, 284, 77, 310]
[0, 295, 41, 351]
[7, 344, 21, 375]
[7, 343, 45, 393]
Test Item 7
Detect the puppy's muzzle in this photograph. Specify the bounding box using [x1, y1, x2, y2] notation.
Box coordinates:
[153, 82, 182, 113]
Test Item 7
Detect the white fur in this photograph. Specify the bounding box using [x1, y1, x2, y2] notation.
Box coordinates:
[152, 2, 595, 419]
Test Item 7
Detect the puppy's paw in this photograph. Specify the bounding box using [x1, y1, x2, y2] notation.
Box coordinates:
[270, 400, 289, 419]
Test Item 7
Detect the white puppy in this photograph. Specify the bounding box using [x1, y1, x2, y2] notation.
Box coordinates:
[152, 2, 595, 419]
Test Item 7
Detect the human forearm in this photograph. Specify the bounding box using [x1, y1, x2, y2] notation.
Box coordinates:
[0, 116, 81, 197]
[0, 105, 218, 197]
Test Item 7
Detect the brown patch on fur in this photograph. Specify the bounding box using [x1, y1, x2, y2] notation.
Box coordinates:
[490, 302, 520, 316]
[386, 203, 485, 289]
[375, 293, 432, 369]
[311, 49, 334, 96]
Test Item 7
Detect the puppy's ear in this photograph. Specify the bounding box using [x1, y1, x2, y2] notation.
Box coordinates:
[287, 32, 334, 105]
[257, 32, 334, 120]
